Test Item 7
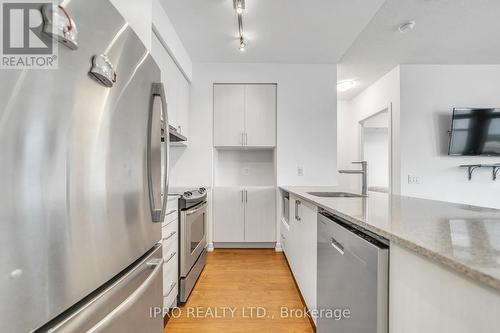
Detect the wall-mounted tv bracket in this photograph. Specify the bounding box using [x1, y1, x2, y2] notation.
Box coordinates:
[460, 164, 481, 181]
[493, 165, 500, 181]
[460, 164, 500, 181]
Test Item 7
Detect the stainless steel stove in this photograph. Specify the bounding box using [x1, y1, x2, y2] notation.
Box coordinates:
[178, 187, 208, 303]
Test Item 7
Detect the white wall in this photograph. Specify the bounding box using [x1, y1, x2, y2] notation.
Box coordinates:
[171, 62, 338, 188]
[399, 65, 500, 208]
[337, 66, 401, 193]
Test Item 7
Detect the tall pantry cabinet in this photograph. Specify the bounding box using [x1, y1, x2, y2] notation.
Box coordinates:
[213, 84, 277, 246]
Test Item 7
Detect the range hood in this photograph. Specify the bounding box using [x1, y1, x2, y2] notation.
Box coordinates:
[167, 125, 187, 143]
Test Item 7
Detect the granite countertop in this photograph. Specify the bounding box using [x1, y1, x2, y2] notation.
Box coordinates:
[280, 186, 500, 293]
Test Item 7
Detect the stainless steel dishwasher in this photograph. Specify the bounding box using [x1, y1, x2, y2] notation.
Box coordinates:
[317, 210, 389, 333]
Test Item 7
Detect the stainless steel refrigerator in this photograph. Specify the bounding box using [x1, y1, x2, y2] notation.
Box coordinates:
[0, 0, 169, 331]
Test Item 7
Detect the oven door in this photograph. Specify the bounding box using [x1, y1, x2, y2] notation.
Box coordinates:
[180, 201, 207, 277]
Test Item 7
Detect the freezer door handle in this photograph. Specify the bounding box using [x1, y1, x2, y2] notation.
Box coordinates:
[148, 82, 169, 222]
[87, 261, 162, 332]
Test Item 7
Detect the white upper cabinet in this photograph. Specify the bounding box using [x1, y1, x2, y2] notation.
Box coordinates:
[213, 84, 276, 148]
[245, 85, 276, 147]
[151, 33, 189, 140]
[213, 85, 245, 147]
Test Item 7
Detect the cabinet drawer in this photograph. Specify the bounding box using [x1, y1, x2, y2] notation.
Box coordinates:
[162, 234, 178, 263]
[163, 256, 178, 297]
[163, 278, 177, 309]
[163, 207, 178, 226]
[162, 219, 178, 240]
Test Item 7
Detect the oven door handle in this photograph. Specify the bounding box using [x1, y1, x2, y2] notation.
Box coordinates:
[185, 202, 208, 216]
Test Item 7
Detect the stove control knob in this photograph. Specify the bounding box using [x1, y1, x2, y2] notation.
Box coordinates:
[183, 191, 192, 197]
[198, 187, 206, 194]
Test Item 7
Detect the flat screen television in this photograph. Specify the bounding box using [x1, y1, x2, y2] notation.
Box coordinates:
[448, 108, 500, 156]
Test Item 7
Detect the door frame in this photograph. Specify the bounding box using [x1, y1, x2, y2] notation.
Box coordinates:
[358, 103, 393, 194]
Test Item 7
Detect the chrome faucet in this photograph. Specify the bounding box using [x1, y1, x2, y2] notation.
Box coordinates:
[338, 161, 368, 196]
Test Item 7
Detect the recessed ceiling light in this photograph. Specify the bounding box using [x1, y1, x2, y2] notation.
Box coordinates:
[337, 80, 356, 92]
[398, 20, 416, 33]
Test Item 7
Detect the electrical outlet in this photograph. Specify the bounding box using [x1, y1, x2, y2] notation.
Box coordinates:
[297, 166, 304, 176]
[242, 167, 250, 176]
[407, 174, 421, 184]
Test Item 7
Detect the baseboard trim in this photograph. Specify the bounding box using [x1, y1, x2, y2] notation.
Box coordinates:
[213, 242, 276, 249]
[275, 242, 283, 252]
[207, 242, 214, 252]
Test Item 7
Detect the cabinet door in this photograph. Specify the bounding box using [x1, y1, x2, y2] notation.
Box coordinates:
[213, 187, 245, 242]
[176, 70, 190, 138]
[214, 85, 245, 147]
[295, 199, 318, 318]
[244, 187, 276, 242]
[286, 195, 301, 274]
[151, 33, 179, 129]
[245, 84, 276, 147]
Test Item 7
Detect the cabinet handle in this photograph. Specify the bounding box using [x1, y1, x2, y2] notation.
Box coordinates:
[331, 237, 345, 255]
[244, 132, 248, 146]
[241, 190, 244, 203]
[241, 133, 244, 146]
[165, 281, 177, 297]
[245, 189, 248, 203]
[163, 230, 176, 241]
[166, 209, 177, 216]
[295, 200, 301, 221]
[165, 251, 177, 264]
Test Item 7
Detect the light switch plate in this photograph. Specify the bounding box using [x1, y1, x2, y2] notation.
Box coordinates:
[297, 166, 304, 176]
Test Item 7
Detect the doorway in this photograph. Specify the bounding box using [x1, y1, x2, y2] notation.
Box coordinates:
[359, 108, 391, 193]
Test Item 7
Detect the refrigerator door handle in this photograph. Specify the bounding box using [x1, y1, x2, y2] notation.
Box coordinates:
[87, 262, 163, 332]
[148, 82, 169, 222]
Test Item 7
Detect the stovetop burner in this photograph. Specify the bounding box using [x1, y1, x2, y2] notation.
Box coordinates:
[178, 187, 207, 209]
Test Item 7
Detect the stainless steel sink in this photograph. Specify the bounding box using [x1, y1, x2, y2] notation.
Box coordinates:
[307, 191, 365, 198]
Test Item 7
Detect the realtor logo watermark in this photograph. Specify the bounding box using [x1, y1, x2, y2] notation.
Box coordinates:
[1, 1, 57, 69]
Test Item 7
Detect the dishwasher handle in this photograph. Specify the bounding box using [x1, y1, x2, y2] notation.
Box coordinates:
[331, 237, 345, 255]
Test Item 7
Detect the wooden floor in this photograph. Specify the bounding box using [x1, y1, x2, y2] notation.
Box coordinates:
[164, 249, 314, 333]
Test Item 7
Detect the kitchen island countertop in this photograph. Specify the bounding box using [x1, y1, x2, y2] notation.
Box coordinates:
[281, 186, 500, 292]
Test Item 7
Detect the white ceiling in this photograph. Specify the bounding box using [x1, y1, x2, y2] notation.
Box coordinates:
[159, 0, 386, 63]
[339, 0, 500, 100]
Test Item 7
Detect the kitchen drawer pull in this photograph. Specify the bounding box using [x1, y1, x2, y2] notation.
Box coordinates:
[163, 230, 176, 241]
[165, 281, 177, 297]
[163, 218, 177, 227]
[331, 237, 345, 255]
[166, 209, 177, 216]
[295, 200, 301, 221]
[165, 251, 176, 264]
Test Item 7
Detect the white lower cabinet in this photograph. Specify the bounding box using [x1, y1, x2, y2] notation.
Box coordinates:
[162, 196, 179, 310]
[213, 187, 276, 243]
[285, 194, 317, 322]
